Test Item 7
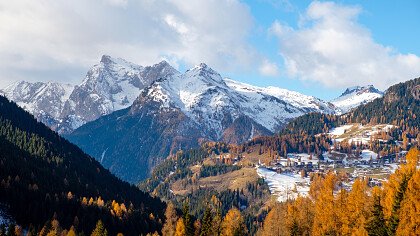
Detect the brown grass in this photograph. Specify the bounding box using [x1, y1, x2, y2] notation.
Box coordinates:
[171, 167, 258, 196]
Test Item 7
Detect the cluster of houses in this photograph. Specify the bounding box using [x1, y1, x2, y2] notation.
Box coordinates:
[261, 151, 407, 178]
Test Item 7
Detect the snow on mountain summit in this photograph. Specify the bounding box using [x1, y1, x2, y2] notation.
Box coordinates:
[332, 85, 383, 113]
[3, 56, 370, 138]
[131, 63, 338, 140]
[1, 55, 178, 133]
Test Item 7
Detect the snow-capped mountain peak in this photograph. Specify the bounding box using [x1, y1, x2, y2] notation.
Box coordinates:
[332, 85, 383, 113]
[131, 65, 338, 141]
[340, 85, 382, 97]
[1, 56, 178, 133]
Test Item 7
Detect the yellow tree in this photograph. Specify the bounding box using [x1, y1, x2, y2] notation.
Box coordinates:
[259, 204, 288, 236]
[175, 218, 186, 236]
[162, 202, 178, 236]
[312, 173, 338, 236]
[91, 220, 108, 236]
[293, 197, 314, 236]
[66, 226, 77, 236]
[346, 178, 371, 235]
[220, 208, 247, 236]
[335, 188, 350, 234]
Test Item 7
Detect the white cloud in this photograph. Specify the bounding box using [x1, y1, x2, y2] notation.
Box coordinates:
[0, 0, 262, 87]
[105, 0, 128, 7]
[259, 59, 279, 76]
[270, 1, 420, 89]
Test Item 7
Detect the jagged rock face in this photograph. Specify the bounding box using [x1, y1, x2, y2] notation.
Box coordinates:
[331, 85, 384, 113]
[67, 63, 338, 183]
[0, 81, 74, 130]
[1, 55, 178, 133]
[59, 56, 179, 133]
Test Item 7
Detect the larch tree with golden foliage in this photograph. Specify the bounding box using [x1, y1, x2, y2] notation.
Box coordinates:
[91, 220, 108, 236]
[175, 218, 186, 236]
[220, 208, 247, 236]
[162, 202, 178, 236]
[345, 178, 372, 235]
[259, 204, 288, 236]
[311, 173, 338, 236]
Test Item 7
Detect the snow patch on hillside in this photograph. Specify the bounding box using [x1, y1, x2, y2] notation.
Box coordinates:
[257, 167, 310, 202]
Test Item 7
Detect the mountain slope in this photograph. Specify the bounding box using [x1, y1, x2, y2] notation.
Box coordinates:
[1, 55, 177, 134]
[331, 85, 383, 113]
[0, 81, 74, 129]
[0, 95, 164, 235]
[280, 77, 419, 138]
[66, 63, 337, 183]
[347, 78, 419, 128]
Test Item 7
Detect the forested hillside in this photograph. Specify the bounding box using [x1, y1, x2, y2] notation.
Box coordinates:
[0, 96, 165, 235]
[247, 78, 419, 159]
[139, 143, 271, 235]
[258, 147, 420, 236]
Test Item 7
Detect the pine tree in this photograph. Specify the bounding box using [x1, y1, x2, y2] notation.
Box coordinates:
[200, 206, 213, 236]
[387, 174, 409, 235]
[290, 220, 301, 236]
[346, 178, 371, 235]
[365, 196, 387, 236]
[6, 224, 16, 236]
[0, 225, 6, 236]
[396, 170, 420, 235]
[182, 203, 194, 236]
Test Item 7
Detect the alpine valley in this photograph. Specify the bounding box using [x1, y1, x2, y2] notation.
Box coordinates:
[0, 59, 419, 235]
[1, 56, 383, 183]
[1, 1, 420, 235]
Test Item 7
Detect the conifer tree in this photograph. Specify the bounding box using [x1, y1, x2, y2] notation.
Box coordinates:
[346, 178, 371, 235]
[200, 206, 213, 236]
[175, 218, 186, 236]
[365, 196, 388, 236]
[312, 173, 337, 236]
[66, 226, 77, 236]
[220, 208, 247, 236]
[163, 202, 178, 236]
[0, 225, 6, 236]
[182, 203, 194, 236]
[387, 174, 409, 235]
[91, 220, 108, 236]
[396, 170, 420, 235]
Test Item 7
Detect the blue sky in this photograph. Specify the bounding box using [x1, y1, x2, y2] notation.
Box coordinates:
[232, 0, 420, 99]
[0, 0, 419, 100]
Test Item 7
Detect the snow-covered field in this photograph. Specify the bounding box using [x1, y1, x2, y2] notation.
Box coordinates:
[328, 125, 354, 136]
[360, 150, 379, 161]
[328, 124, 396, 144]
[257, 167, 310, 202]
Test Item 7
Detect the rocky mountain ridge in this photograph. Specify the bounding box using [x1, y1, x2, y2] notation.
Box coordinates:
[331, 85, 384, 113]
[1, 55, 177, 133]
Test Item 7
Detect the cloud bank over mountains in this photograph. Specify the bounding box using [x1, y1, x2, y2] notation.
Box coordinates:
[0, 0, 276, 87]
[270, 1, 420, 89]
[0, 0, 418, 91]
